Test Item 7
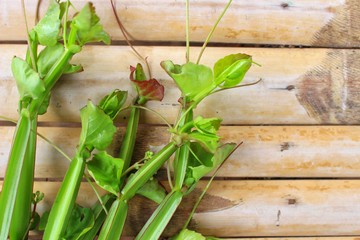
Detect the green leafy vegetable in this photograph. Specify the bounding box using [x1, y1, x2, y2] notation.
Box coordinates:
[98, 90, 128, 120]
[37, 44, 64, 78]
[62, 205, 94, 240]
[71, 3, 111, 46]
[161, 61, 214, 100]
[79, 101, 117, 151]
[185, 143, 237, 187]
[33, 0, 61, 46]
[214, 53, 252, 88]
[87, 151, 124, 195]
[136, 178, 167, 204]
[12, 57, 45, 100]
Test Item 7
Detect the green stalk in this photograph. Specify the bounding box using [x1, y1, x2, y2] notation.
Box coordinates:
[135, 190, 183, 240]
[43, 154, 86, 240]
[9, 118, 38, 239]
[119, 106, 140, 182]
[121, 142, 178, 201]
[0, 109, 32, 239]
[174, 109, 193, 189]
[97, 199, 128, 240]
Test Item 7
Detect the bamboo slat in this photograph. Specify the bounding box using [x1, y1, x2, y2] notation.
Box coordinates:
[1, 0, 360, 47]
[2, 180, 360, 237]
[2, 125, 360, 178]
[1, 45, 360, 124]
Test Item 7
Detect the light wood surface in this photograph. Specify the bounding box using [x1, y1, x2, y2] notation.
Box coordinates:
[2, 0, 360, 47]
[2, 125, 360, 179]
[2, 45, 360, 124]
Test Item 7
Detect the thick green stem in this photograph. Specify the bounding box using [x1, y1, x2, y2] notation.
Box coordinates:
[97, 199, 128, 240]
[43, 154, 85, 240]
[174, 109, 193, 189]
[135, 190, 183, 240]
[119, 106, 140, 182]
[0, 110, 31, 239]
[9, 118, 38, 240]
[29, 49, 74, 115]
[121, 142, 178, 201]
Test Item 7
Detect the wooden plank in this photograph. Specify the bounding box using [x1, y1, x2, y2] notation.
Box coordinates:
[1, 45, 360, 124]
[1, 0, 359, 47]
[3, 180, 360, 237]
[2, 125, 360, 178]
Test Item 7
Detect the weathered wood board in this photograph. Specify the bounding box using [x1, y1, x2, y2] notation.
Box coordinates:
[2, 0, 360, 47]
[2, 45, 360, 124]
[3, 180, 360, 237]
[2, 125, 360, 179]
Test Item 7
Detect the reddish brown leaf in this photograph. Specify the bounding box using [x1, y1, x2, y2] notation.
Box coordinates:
[129, 65, 165, 102]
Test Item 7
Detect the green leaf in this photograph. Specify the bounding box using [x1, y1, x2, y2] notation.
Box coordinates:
[186, 117, 222, 153]
[37, 43, 64, 78]
[98, 90, 128, 120]
[79, 101, 117, 150]
[34, 0, 61, 46]
[38, 211, 50, 231]
[136, 178, 166, 204]
[63, 64, 83, 75]
[185, 143, 237, 187]
[12, 57, 45, 100]
[214, 53, 252, 88]
[29, 212, 41, 231]
[87, 151, 124, 195]
[134, 63, 147, 81]
[62, 204, 94, 240]
[161, 61, 214, 100]
[171, 229, 206, 240]
[71, 3, 111, 46]
[32, 191, 45, 204]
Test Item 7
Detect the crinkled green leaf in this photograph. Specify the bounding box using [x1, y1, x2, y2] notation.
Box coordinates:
[98, 90, 128, 120]
[130, 64, 164, 102]
[34, 0, 61, 46]
[62, 204, 94, 240]
[186, 117, 222, 153]
[32, 191, 45, 204]
[71, 3, 111, 46]
[12, 57, 45, 100]
[136, 178, 166, 204]
[37, 43, 64, 78]
[38, 211, 50, 231]
[214, 53, 252, 88]
[171, 229, 206, 240]
[161, 61, 214, 100]
[87, 151, 124, 195]
[185, 143, 237, 187]
[79, 101, 117, 150]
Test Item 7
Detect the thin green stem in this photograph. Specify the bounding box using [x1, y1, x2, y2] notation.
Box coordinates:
[0, 115, 17, 123]
[185, 0, 190, 63]
[21, 0, 37, 71]
[132, 105, 172, 128]
[63, 0, 70, 48]
[196, 0, 233, 64]
[167, 158, 174, 190]
[209, 78, 262, 96]
[84, 174, 108, 215]
[120, 163, 144, 178]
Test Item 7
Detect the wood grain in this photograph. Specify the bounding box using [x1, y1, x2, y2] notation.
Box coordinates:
[3, 180, 360, 237]
[2, 125, 360, 178]
[2, 0, 360, 47]
[2, 45, 360, 124]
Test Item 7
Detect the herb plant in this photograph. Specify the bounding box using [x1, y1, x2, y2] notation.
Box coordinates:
[0, 1, 110, 239]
